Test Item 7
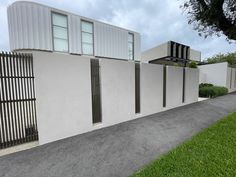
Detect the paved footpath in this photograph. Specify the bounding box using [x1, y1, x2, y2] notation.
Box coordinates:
[1, 93, 236, 177]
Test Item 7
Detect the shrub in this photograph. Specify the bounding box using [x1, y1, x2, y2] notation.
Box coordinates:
[199, 83, 214, 88]
[188, 61, 198, 68]
[199, 85, 228, 98]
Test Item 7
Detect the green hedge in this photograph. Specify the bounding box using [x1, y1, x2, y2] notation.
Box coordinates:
[199, 83, 213, 88]
[199, 85, 228, 98]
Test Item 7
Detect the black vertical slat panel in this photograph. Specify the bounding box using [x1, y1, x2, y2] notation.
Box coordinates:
[91, 59, 102, 124]
[163, 65, 167, 107]
[0, 52, 7, 148]
[2, 52, 9, 148]
[13, 53, 23, 143]
[25, 54, 33, 140]
[9, 52, 19, 144]
[170, 42, 173, 57]
[7, 52, 17, 145]
[3, 52, 13, 147]
[16, 53, 25, 143]
[135, 62, 140, 113]
[181, 46, 184, 59]
[28, 54, 36, 140]
[182, 67, 186, 103]
[0, 52, 38, 149]
[28, 54, 34, 138]
[19, 53, 28, 143]
[22, 54, 30, 142]
[31, 54, 38, 138]
[0, 53, 2, 148]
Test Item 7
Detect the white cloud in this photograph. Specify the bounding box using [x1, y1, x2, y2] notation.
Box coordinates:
[0, 0, 235, 59]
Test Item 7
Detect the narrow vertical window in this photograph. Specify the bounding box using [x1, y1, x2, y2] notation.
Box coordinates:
[128, 33, 134, 60]
[81, 20, 94, 55]
[163, 65, 166, 107]
[52, 12, 69, 52]
[91, 59, 102, 124]
[182, 67, 186, 103]
[135, 62, 140, 113]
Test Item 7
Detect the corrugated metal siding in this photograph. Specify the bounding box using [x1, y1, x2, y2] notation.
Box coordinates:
[68, 15, 81, 54]
[134, 33, 141, 60]
[8, 2, 53, 51]
[8, 1, 141, 60]
[94, 22, 129, 59]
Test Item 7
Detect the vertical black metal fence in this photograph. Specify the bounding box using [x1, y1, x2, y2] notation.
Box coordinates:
[0, 52, 38, 149]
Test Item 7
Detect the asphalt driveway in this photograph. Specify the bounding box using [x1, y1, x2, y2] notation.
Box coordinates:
[1, 93, 236, 177]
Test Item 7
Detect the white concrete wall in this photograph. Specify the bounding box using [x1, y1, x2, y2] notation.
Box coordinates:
[33, 51, 93, 145]
[199, 71, 206, 83]
[99, 59, 135, 126]
[166, 66, 183, 109]
[198, 62, 228, 87]
[29, 51, 199, 145]
[229, 68, 236, 92]
[140, 63, 163, 116]
[185, 68, 199, 104]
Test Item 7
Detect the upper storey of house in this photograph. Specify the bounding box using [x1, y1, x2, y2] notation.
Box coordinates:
[141, 41, 201, 64]
[7, 1, 141, 60]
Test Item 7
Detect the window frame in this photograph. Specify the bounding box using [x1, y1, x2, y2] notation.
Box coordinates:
[81, 20, 94, 56]
[128, 33, 134, 60]
[51, 12, 69, 53]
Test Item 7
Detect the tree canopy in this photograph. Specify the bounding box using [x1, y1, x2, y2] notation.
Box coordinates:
[182, 0, 236, 41]
[206, 52, 236, 66]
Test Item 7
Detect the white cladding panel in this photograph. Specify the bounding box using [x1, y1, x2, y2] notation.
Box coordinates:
[8, 1, 140, 60]
[134, 34, 141, 61]
[8, 2, 53, 51]
[94, 22, 128, 59]
[68, 14, 82, 54]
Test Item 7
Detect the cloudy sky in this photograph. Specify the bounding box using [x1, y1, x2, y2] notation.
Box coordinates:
[0, 0, 235, 59]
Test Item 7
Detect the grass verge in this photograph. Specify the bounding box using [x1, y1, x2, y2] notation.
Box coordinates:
[132, 112, 236, 177]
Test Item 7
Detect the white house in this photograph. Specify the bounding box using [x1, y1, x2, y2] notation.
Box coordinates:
[7, 1, 141, 60]
[1, 1, 199, 147]
[141, 41, 201, 64]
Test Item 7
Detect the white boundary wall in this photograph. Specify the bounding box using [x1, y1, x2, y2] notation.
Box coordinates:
[199, 62, 236, 93]
[99, 59, 135, 126]
[185, 68, 199, 104]
[140, 63, 164, 116]
[32, 51, 199, 145]
[33, 52, 93, 145]
[166, 66, 183, 109]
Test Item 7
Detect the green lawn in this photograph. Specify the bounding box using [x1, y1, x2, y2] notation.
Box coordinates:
[132, 112, 236, 177]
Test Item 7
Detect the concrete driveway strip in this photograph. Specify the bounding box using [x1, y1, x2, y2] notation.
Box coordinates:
[1, 93, 236, 177]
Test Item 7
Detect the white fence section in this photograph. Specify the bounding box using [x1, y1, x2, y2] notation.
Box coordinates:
[166, 66, 184, 109]
[199, 62, 236, 93]
[33, 52, 93, 145]
[140, 63, 163, 116]
[100, 59, 135, 126]
[185, 68, 200, 104]
[32, 51, 199, 145]
[229, 68, 236, 92]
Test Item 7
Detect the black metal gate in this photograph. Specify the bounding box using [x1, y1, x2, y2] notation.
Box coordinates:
[0, 52, 38, 149]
